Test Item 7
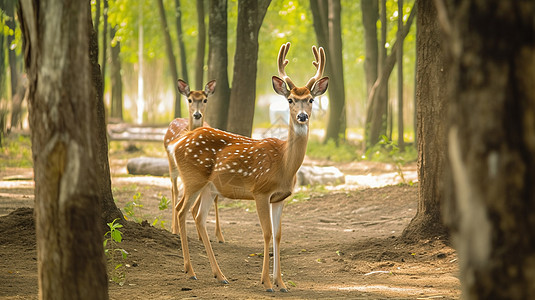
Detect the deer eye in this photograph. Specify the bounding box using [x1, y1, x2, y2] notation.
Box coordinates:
[288, 99, 293, 104]
[203, 99, 208, 103]
[309, 98, 314, 103]
[188, 99, 192, 103]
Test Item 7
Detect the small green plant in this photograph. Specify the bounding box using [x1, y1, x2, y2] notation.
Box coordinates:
[0, 134, 33, 168]
[152, 194, 170, 229]
[103, 218, 128, 286]
[123, 192, 144, 223]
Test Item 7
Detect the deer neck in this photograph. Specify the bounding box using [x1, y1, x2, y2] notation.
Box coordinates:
[282, 121, 309, 176]
[189, 116, 203, 131]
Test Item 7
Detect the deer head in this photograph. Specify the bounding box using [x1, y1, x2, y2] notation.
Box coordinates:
[177, 79, 216, 129]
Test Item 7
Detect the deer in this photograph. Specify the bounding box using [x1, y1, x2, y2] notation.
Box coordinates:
[167, 42, 328, 292]
[163, 79, 225, 243]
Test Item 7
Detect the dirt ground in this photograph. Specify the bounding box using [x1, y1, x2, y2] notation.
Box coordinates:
[0, 147, 460, 299]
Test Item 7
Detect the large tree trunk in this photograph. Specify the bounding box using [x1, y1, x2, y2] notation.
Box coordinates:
[174, 0, 189, 83]
[110, 25, 123, 120]
[444, 1, 535, 298]
[205, 0, 230, 130]
[194, 0, 206, 90]
[226, 0, 271, 136]
[361, 0, 378, 96]
[100, 0, 108, 90]
[19, 0, 109, 298]
[401, 0, 448, 242]
[157, 0, 181, 118]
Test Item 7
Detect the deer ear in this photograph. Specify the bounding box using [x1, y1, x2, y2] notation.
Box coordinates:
[177, 79, 190, 96]
[204, 80, 216, 96]
[272, 76, 290, 97]
[310, 77, 329, 97]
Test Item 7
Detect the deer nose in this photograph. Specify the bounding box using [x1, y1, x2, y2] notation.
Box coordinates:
[193, 112, 202, 120]
[296, 112, 309, 123]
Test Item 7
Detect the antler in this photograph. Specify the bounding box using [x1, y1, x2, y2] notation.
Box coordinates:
[306, 46, 326, 90]
[277, 42, 296, 90]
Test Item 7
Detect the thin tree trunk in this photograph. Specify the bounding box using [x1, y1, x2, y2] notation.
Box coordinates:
[94, 0, 100, 40]
[397, 0, 404, 150]
[157, 0, 181, 118]
[175, 0, 189, 83]
[206, 0, 230, 130]
[195, 0, 206, 90]
[361, 0, 378, 96]
[366, 2, 416, 148]
[110, 25, 123, 120]
[19, 1, 109, 297]
[226, 0, 271, 136]
[445, 0, 535, 298]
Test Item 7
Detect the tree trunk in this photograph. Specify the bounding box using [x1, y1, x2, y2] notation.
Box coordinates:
[397, 0, 404, 150]
[175, 0, 189, 83]
[205, 0, 230, 130]
[101, 0, 108, 89]
[19, 1, 109, 298]
[226, 0, 271, 136]
[110, 25, 123, 120]
[5, 0, 23, 129]
[401, 0, 448, 242]
[366, 2, 416, 148]
[195, 0, 206, 90]
[94, 0, 100, 40]
[157, 0, 181, 118]
[361, 0, 378, 96]
[323, 0, 345, 144]
[444, 1, 535, 298]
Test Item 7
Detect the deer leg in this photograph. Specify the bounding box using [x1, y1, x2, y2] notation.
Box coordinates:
[255, 195, 274, 292]
[214, 194, 225, 243]
[271, 201, 288, 292]
[191, 192, 203, 241]
[177, 189, 202, 280]
[168, 159, 180, 234]
[194, 185, 229, 284]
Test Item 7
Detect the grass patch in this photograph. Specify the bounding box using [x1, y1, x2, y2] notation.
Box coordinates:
[0, 134, 33, 168]
[306, 139, 360, 162]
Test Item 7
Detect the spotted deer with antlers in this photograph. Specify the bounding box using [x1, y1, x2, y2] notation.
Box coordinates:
[167, 42, 328, 292]
[163, 79, 225, 242]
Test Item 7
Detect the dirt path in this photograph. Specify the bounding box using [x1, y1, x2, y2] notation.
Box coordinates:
[0, 161, 460, 299]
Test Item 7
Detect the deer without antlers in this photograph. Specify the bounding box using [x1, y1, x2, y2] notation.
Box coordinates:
[167, 42, 328, 292]
[163, 79, 225, 243]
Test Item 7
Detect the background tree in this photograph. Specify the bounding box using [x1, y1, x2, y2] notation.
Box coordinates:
[205, 0, 231, 130]
[194, 0, 206, 90]
[226, 0, 271, 136]
[109, 25, 123, 120]
[101, 0, 109, 91]
[396, 0, 404, 150]
[444, 0, 535, 298]
[157, 0, 181, 118]
[309, 0, 346, 144]
[361, 0, 378, 97]
[401, 0, 447, 241]
[19, 0, 109, 297]
[174, 0, 189, 84]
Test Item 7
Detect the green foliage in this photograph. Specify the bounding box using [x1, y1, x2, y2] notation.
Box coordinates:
[152, 194, 170, 229]
[103, 218, 128, 285]
[0, 134, 33, 168]
[306, 138, 360, 162]
[364, 135, 417, 184]
[123, 192, 144, 223]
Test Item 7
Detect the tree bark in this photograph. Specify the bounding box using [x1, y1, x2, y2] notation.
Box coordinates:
[205, 0, 230, 130]
[110, 25, 123, 120]
[5, 0, 24, 130]
[19, 0, 109, 298]
[226, 0, 271, 136]
[174, 0, 189, 83]
[195, 0, 206, 90]
[444, 0, 535, 298]
[401, 0, 447, 242]
[361, 0, 378, 96]
[157, 0, 181, 118]
[100, 0, 108, 90]
[366, 2, 416, 148]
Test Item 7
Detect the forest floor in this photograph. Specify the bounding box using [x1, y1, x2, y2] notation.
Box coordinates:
[0, 141, 460, 299]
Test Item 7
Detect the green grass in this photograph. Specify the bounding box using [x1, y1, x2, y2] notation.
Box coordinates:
[306, 138, 361, 162]
[0, 134, 33, 168]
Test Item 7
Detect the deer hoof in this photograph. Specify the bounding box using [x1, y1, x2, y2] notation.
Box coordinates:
[220, 279, 229, 284]
[189, 276, 197, 280]
[266, 288, 274, 293]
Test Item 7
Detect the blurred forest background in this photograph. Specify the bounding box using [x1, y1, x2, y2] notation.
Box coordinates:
[0, 0, 416, 155]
